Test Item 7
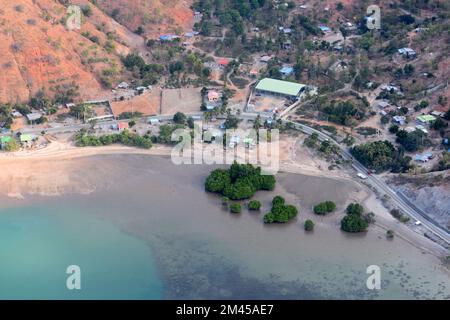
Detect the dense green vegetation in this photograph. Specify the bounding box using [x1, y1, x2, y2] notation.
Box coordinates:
[0, 104, 13, 129]
[395, 130, 430, 152]
[248, 200, 261, 211]
[205, 162, 275, 200]
[263, 196, 299, 224]
[122, 53, 164, 86]
[74, 129, 153, 149]
[340, 203, 369, 233]
[230, 203, 242, 214]
[313, 201, 337, 215]
[154, 124, 186, 145]
[2, 139, 19, 152]
[304, 219, 315, 231]
[351, 140, 412, 173]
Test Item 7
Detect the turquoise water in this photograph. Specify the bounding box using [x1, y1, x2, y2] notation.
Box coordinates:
[0, 206, 162, 299]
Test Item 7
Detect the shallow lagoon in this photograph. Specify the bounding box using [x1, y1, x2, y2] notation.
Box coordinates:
[0, 155, 448, 299]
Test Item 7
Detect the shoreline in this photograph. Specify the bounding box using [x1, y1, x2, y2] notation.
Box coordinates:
[0, 141, 448, 260]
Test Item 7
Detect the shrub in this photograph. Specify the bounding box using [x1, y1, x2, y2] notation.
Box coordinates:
[304, 219, 315, 231]
[341, 214, 369, 233]
[341, 203, 368, 233]
[386, 230, 394, 239]
[313, 201, 337, 215]
[230, 203, 242, 214]
[205, 162, 276, 200]
[173, 112, 187, 125]
[264, 196, 298, 223]
[346, 203, 364, 216]
[248, 200, 261, 211]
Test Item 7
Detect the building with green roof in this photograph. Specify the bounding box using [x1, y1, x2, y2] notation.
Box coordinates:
[417, 115, 436, 124]
[255, 78, 306, 98]
[1, 136, 12, 149]
[20, 134, 33, 143]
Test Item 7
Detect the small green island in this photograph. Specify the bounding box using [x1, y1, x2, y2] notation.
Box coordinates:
[263, 196, 299, 224]
[340, 203, 370, 233]
[205, 162, 275, 200]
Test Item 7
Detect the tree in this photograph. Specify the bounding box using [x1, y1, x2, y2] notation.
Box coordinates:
[205, 162, 276, 200]
[396, 130, 429, 152]
[389, 124, 399, 134]
[3, 139, 19, 152]
[173, 112, 187, 125]
[341, 214, 369, 233]
[304, 219, 315, 231]
[248, 200, 261, 211]
[264, 196, 298, 223]
[313, 201, 337, 215]
[346, 203, 364, 216]
[341, 203, 368, 232]
[431, 118, 448, 131]
[230, 203, 242, 214]
[224, 113, 240, 129]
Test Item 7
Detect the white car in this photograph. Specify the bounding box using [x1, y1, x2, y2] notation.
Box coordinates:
[415, 220, 422, 226]
[357, 173, 368, 180]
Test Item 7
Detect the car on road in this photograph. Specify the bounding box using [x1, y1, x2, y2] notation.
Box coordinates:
[357, 173, 368, 179]
[415, 220, 422, 226]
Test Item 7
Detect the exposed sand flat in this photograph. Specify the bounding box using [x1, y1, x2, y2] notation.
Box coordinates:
[0, 139, 447, 258]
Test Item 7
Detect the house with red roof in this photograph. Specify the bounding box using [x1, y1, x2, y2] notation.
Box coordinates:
[118, 122, 129, 131]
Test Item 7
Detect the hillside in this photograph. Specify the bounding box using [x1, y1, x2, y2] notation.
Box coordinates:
[0, 0, 194, 104]
[94, 0, 194, 37]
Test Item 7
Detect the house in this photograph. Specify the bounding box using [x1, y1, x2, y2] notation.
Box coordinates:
[20, 134, 34, 146]
[255, 78, 306, 98]
[414, 152, 433, 162]
[279, 66, 294, 78]
[217, 58, 230, 67]
[404, 127, 416, 133]
[11, 111, 23, 118]
[282, 28, 293, 35]
[0, 136, 12, 149]
[118, 122, 129, 131]
[205, 104, 216, 111]
[66, 103, 76, 108]
[417, 115, 436, 124]
[260, 55, 272, 63]
[415, 125, 428, 134]
[148, 118, 160, 125]
[208, 90, 220, 102]
[117, 82, 129, 89]
[26, 112, 42, 123]
[398, 47, 416, 58]
[249, 69, 259, 77]
[380, 84, 399, 92]
[159, 34, 179, 41]
[377, 101, 390, 109]
[393, 115, 406, 125]
[319, 25, 331, 33]
[194, 11, 202, 23]
[431, 110, 445, 118]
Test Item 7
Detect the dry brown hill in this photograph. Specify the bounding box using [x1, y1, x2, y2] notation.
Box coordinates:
[94, 0, 194, 38]
[0, 0, 194, 104]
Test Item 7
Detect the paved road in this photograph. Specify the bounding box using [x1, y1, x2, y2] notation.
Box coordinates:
[21, 111, 450, 244]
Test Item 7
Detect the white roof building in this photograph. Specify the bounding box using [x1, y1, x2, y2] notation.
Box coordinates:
[26, 112, 42, 122]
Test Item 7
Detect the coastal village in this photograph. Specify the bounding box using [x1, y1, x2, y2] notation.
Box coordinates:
[1, 2, 449, 230]
[0, 0, 449, 300]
